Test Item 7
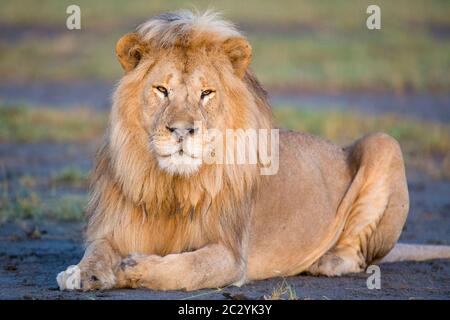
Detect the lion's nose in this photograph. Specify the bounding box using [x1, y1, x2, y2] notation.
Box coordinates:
[166, 122, 198, 141]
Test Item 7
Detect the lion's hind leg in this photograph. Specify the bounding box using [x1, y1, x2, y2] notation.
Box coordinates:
[308, 133, 409, 276]
[308, 174, 389, 276]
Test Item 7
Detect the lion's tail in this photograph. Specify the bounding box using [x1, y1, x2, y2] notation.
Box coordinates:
[381, 243, 450, 263]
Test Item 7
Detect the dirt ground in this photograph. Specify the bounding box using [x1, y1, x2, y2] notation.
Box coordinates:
[0, 169, 449, 300]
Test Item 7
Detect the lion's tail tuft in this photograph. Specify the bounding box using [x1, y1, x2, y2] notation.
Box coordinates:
[381, 243, 450, 263]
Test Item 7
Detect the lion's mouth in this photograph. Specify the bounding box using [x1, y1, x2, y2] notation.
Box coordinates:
[158, 147, 199, 159]
[151, 139, 204, 175]
[155, 145, 203, 175]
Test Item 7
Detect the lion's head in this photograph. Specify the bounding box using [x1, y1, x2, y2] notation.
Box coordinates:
[111, 10, 272, 177]
[88, 10, 274, 257]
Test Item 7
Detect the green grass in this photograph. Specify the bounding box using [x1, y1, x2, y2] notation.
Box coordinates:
[50, 167, 89, 188]
[251, 32, 450, 91]
[1, 0, 449, 30]
[0, 105, 107, 143]
[0, 0, 449, 92]
[0, 186, 86, 222]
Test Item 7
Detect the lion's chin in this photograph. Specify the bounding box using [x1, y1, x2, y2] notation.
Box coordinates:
[156, 153, 202, 176]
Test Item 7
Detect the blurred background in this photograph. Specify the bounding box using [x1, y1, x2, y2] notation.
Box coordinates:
[1, 0, 450, 300]
[0, 0, 449, 238]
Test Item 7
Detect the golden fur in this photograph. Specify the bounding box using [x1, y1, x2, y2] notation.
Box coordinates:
[57, 11, 448, 292]
[86, 10, 271, 264]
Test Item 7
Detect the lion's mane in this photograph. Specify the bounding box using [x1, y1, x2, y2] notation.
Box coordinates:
[85, 10, 273, 262]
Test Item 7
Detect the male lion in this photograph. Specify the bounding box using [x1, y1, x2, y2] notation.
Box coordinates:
[58, 10, 450, 291]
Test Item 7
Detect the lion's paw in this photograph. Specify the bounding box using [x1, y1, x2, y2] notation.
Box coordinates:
[115, 254, 161, 288]
[57, 264, 116, 291]
[115, 254, 146, 286]
[57, 265, 81, 290]
[307, 253, 363, 277]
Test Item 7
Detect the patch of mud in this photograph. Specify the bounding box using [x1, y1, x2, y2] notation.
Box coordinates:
[0, 81, 114, 110]
[402, 171, 450, 245]
[0, 23, 61, 43]
[428, 23, 450, 40]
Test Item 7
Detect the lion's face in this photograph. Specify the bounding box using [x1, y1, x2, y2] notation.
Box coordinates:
[113, 31, 258, 176]
[140, 51, 224, 175]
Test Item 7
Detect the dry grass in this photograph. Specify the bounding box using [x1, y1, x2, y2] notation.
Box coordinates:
[264, 279, 298, 300]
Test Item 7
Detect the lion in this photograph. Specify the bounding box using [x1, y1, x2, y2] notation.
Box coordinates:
[57, 10, 450, 291]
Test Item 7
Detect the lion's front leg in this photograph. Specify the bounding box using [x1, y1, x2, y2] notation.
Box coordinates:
[116, 244, 246, 291]
[57, 239, 121, 291]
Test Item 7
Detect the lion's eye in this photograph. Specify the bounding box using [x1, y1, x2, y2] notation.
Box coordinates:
[155, 86, 168, 97]
[201, 89, 214, 99]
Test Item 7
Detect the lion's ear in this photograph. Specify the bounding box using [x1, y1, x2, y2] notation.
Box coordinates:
[116, 33, 144, 72]
[222, 37, 252, 78]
